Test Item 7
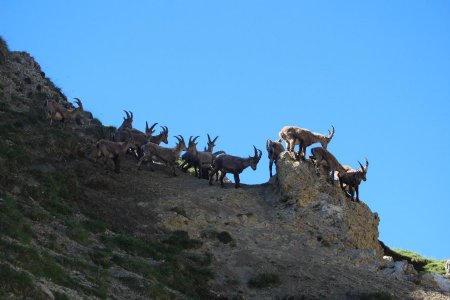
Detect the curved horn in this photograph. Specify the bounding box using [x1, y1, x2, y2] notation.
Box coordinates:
[258, 149, 263, 159]
[145, 121, 149, 131]
[207, 134, 212, 143]
[253, 145, 258, 157]
[73, 98, 82, 109]
[162, 126, 168, 133]
[174, 135, 182, 143]
[129, 111, 133, 120]
[266, 139, 271, 151]
[328, 125, 335, 139]
[358, 161, 364, 171]
[365, 157, 369, 171]
[124, 110, 130, 119]
[193, 136, 200, 143]
[149, 122, 158, 131]
[212, 136, 219, 143]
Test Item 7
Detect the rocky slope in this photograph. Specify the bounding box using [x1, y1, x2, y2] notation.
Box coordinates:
[1, 41, 449, 299]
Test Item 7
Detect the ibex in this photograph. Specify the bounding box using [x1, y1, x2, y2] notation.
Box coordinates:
[148, 126, 169, 145]
[96, 134, 135, 173]
[266, 138, 285, 178]
[309, 147, 347, 184]
[209, 146, 262, 188]
[45, 98, 84, 127]
[279, 125, 335, 158]
[137, 135, 186, 176]
[117, 110, 133, 130]
[338, 159, 369, 202]
[184, 136, 224, 179]
[113, 122, 161, 158]
[180, 134, 222, 177]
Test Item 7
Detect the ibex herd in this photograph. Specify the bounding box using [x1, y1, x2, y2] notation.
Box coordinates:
[44, 98, 369, 200]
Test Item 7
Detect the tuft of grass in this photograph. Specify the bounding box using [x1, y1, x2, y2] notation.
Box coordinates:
[82, 219, 108, 234]
[0, 196, 34, 243]
[0, 263, 47, 299]
[216, 231, 233, 244]
[359, 291, 394, 300]
[248, 272, 280, 288]
[90, 248, 113, 269]
[170, 206, 188, 218]
[65, 220, 90, 244]
[164, 230, 203, 252]
[393, 249, 446, 274]
[101, 233, 162, 259]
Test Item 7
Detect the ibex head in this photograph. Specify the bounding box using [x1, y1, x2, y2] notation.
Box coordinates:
[358, 158, 369, 181]
[206, 134, 219, 151]
[250, 145, 263, 170]
[145, 121, 158, 136]
[73, 98, 83, 110]
[160, 126, 169, 144]
[187, 136, 199, 151]
[320, 125, 335, 149]
[174, 135, 187, 151]
[120, 110, 133, 129]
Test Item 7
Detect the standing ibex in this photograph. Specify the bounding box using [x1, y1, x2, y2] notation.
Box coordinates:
[279, 125, 335, 158]
[45, 98, 84, 127]
[118, 110, 133, 130]
[209, 146, 262, 188]
[338, 159, 369, 202]
[96, 134, 135, 173]
[184, 136, 224, 179]
[180, 134, 222, 177]
[266, 138, 285, 178]
[310, 147, 347, 184]
[148, 126, 169, 145]
[137, 135, 186, 176]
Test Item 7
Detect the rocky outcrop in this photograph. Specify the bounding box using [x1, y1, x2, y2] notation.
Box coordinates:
[275, 152, 383, 260]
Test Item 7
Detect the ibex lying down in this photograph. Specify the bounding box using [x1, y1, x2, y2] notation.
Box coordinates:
[338, 159, 369, 202]
[310, 147, 346, 184]
[209, 146, 262, 188]
[279, 125, 334, 158]
[266, 138, 285, 178]
[96, 136, 135, 173]
[45, 98, 84, 127]
[137, 135, 186, 176]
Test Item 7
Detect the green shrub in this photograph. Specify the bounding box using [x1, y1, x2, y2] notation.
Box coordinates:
[393, 249, 446, 274]
[0, 263, 46, 299]
[65, 220, 90, 244]
[248, 272, 280, 288]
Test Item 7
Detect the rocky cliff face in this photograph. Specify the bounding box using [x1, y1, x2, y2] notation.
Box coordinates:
[1, 47, 448, 299]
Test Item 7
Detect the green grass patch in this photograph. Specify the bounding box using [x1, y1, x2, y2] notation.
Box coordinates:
[65, 220, 90, 244]
[0, 196, 34, 243]
[81, 219, 108, 234]
[170, 206, 188, 218]
[101, 233, 162, 259]
[359, 291, 394, 300]
[0, 263, 47, 299]
[163, 230, 203, 253]
[248, 272, 280, 288]
[393, 249, 446, 274]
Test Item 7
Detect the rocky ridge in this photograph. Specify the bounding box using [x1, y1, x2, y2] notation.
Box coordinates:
[0, 44, 449, 299]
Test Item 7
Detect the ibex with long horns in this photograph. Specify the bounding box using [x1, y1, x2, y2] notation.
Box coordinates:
[45, 98, 84, 127]
[279, 125, 335, 158]
[338, 159, 369, 202]
[96, 132, 135, 173]
[209, 146, 262, 188]
[137, 135, 186, 176]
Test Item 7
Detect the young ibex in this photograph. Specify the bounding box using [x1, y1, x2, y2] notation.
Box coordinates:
[96, 135, 135, 173]
[209, 146, 262, 188]
[266, 138, 285, 178]
[45, 98, 84, 127]
[137, 135, 186, 176]
[310, 147, 347, 184]
[279, 125, 335, 158]
[338, 159, 369, 202]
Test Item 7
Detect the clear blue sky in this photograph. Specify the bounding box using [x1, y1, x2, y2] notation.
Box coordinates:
[2, 1, 449, 260]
